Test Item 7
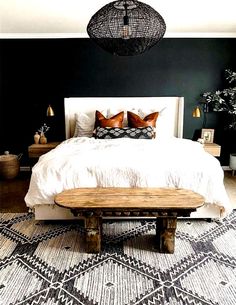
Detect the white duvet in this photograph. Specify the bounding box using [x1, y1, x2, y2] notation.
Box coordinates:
[25, 137, 232, 217]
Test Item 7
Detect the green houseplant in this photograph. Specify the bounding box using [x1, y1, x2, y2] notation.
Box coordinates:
[202, 69, 236, 167]
[202, 69, 236, 130]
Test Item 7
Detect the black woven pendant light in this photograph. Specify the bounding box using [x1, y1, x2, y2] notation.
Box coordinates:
[87, 0, 166, 56]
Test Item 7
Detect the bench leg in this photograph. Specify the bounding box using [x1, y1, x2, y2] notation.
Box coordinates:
[84, 216, 102, 253]
[156, 217, 177, 254]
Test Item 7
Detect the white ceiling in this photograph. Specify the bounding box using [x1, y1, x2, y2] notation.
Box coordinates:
[0, 0, 236, 37]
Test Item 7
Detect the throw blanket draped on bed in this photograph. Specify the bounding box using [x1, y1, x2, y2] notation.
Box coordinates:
[25, 137, 232, 218]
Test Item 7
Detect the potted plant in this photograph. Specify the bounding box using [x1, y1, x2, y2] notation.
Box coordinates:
[38, 123, 50, 144]
[202, 69, 236, 130]
[202, 69, 236, 167]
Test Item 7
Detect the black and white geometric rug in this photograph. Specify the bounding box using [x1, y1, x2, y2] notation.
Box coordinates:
[0, 212, 236, 305]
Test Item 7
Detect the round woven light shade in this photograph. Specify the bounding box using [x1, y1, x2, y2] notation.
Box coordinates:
[87, 0, 166, 56]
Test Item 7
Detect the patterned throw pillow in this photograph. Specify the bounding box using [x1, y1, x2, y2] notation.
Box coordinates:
[95, 126, 155, 139]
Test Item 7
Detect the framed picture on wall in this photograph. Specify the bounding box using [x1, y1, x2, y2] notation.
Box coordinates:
[201, 129, 215, 143]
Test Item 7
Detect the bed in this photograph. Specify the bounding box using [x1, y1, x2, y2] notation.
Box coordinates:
[25, 97, 232, 220]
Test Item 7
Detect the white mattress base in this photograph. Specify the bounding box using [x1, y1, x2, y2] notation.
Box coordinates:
[33, 204, 221, 221]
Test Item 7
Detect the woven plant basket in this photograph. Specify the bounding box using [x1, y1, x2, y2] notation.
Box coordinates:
[0, 154, 20, 179]
[230, 153, 236, 170]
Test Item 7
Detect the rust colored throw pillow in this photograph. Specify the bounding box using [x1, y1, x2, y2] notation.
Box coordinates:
[95, 110, 124, 128]
[127, 111, 159, 128]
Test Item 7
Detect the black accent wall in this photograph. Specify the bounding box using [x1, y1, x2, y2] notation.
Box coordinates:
[0, 38, 235, 165]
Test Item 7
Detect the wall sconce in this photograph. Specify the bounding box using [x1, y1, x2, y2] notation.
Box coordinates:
[46, 105, 55, 117]
[192, 106, 201, 118]
[192, 103, 209, 127]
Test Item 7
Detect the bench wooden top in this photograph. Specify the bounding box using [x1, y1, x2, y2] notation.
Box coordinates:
[54, 187, 204, 210]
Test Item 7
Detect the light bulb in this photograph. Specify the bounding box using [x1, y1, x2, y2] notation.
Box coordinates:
[122, 14, 131, 40]
[122, 25, 131, 39]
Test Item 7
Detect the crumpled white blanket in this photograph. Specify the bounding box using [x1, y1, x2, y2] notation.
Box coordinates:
[24, 137, 232, 217]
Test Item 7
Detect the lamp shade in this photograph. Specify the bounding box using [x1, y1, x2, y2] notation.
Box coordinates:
[46, 105, 55, 117]
[192, 106, 201, 118]
[87, 0, 166, 56]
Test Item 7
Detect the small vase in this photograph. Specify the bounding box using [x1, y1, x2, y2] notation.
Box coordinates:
[34, 132, 40, 144]
[40, 132, 47, 144]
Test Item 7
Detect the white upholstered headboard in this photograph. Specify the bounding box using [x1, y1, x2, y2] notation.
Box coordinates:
[64, 97, 184, 139]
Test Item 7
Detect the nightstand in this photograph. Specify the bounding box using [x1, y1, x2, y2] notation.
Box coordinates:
[28, 142, 60, 159]
[203, 143, 221, 157]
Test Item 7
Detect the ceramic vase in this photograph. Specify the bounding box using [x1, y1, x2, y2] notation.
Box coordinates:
[40, 132, 47, 144]
[34, 132, 40, 144]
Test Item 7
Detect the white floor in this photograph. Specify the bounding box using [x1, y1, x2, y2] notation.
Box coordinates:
[224, 170, 236, 209]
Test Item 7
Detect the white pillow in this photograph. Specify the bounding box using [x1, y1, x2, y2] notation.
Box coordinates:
[137, 107, 169, 138]
[107, 108, 139, 127]
[73, 110, 107, 137]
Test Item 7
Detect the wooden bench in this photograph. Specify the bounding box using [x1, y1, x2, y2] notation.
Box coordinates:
[54, 187, 204, 254]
